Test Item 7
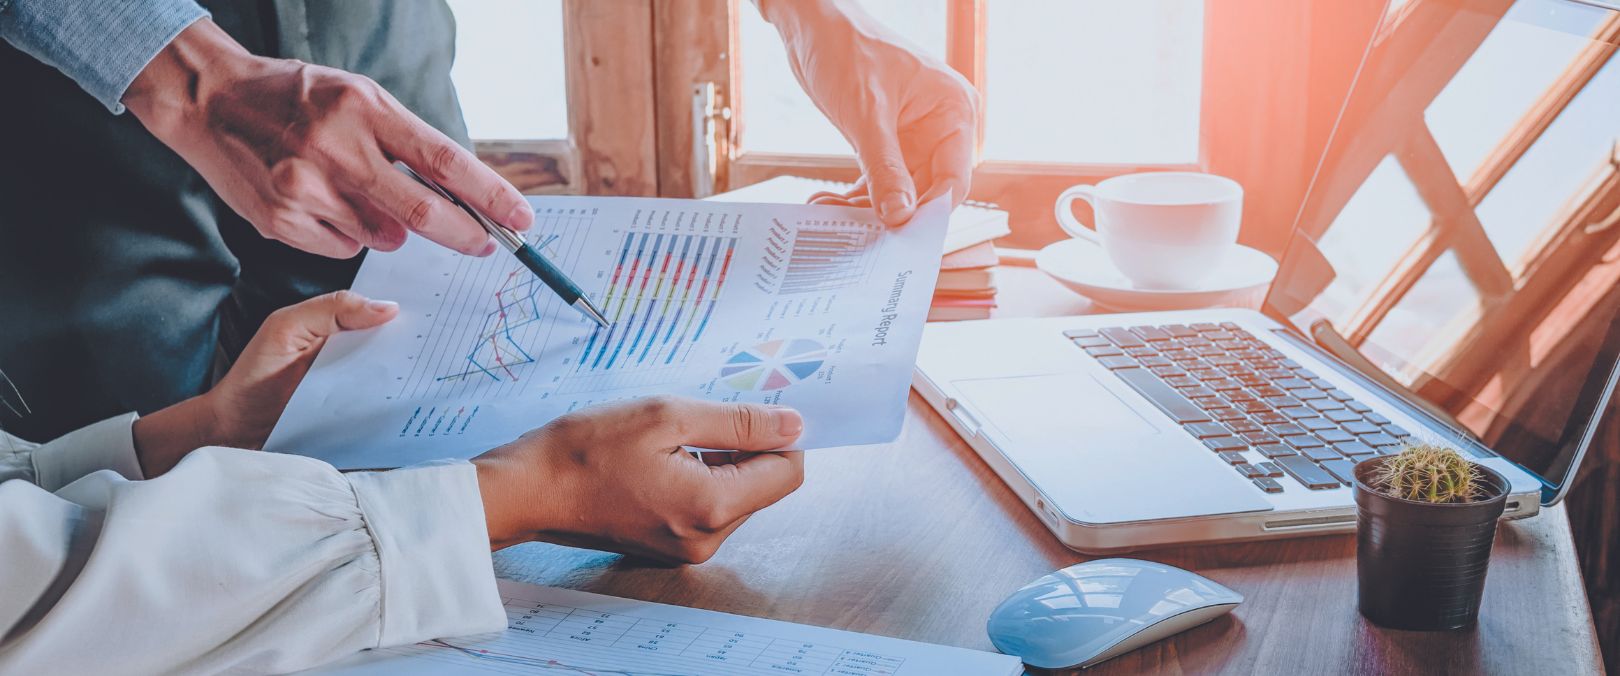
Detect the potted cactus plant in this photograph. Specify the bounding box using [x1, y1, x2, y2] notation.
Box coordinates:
[1352, 443, 1510, 630]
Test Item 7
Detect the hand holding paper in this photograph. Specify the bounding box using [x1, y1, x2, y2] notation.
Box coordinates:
[265, 195, 950, 468]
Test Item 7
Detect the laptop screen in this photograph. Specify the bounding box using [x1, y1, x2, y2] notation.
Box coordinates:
[1266, 0, 1620, 497]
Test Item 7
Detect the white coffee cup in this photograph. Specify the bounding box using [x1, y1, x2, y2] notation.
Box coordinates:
[1053, 172, 1243, 290]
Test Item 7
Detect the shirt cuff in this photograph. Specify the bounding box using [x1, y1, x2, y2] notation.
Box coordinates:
[0, 0, 209, 113]
[347, 460, 506, 646]
[30, 412, 144, 491]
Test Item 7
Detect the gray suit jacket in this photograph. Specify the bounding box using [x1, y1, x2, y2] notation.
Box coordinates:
[0, 1, 471, 440]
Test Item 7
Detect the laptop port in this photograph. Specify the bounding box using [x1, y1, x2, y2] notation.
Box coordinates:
[1034, 498, 1060, 526]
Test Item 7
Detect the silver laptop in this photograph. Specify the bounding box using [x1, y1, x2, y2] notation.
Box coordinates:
[914, 0, 1620, 552]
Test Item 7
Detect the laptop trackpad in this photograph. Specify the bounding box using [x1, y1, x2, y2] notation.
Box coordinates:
[956, 372, 1157, 434]
[953, 372, 1272, 523]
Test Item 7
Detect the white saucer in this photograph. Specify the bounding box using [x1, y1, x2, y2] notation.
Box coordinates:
[1036, 238, 1277, 312]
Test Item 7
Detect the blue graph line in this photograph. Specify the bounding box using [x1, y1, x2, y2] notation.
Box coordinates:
[437, 233, 564, 382]
[664, 237, 726, 365]
[578, 234, 634, 368]
[591, 233, 650, 369]
[625, 235, 678, 360]
[603, 234, 666, 370]
[660, 236, 708, 346]
[638, 236, 695, 364]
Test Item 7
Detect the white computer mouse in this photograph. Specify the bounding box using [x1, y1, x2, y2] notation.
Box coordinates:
[987, 558, 1243, 670]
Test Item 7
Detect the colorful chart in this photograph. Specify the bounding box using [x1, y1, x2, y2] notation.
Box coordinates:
[758, 219, 882, 295]
[577, 231, 739, 373]
[720, 339, 826, 391]
[438, 234, 560, 383]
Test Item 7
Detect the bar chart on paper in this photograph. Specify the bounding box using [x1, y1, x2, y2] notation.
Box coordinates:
[265, 195, 951, 469]
[565, 230, 740, 392]
[757, 217, 883, 294]
[308, 580, 1023, 676]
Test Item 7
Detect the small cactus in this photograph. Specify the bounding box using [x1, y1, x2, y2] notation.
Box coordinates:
[1370, 443, 1483, 504]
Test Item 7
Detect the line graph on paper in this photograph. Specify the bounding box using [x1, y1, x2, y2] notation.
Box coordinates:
[391, 208, 750, 410]
[393, 210, 597, 402]
[434, 234, 562, 383]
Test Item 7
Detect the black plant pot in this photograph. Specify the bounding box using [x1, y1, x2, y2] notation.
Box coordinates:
[1352, 456, 1510, 631]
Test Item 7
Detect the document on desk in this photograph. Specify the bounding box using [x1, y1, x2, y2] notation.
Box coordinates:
[265, 194, 948, 468]
[310, 579, 1022, 676]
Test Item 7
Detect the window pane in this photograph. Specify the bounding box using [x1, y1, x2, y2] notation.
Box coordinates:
[1313, 156, 1433, 323]
[1475, 57, 1620, 269]
[1427, 1, 1620, 269]
[1364, 251, 1482, 384]
[984, 1, 1204, 164]
[448, 0, 568, 140]
[739, 2, 946, 155]
[1426, 1, 1598, 181]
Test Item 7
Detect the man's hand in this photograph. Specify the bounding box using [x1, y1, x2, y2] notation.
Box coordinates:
[472, 397, 805, 563]
[131, 291, 397, 476]
[123, 19, 532, 258]
[762, 0, 980, 226]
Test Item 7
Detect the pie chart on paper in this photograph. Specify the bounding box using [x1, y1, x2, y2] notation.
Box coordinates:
[720, 339, 827, 391]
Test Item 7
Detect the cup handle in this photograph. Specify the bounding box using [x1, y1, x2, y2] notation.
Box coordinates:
[1054, 185, 1100, 243]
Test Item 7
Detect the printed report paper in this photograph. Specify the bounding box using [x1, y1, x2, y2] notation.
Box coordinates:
[307, 579, 1023, 675]
[265, 195, 948, 468]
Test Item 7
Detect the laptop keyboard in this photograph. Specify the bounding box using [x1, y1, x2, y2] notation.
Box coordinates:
[1065, 322, 1413, 494]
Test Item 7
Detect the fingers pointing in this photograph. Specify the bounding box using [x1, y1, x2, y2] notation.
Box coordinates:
[374, 95, 533, 233]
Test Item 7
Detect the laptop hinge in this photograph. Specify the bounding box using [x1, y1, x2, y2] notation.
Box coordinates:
[1271, 326, 1569, 505]
[1307, 319, 1464, 430]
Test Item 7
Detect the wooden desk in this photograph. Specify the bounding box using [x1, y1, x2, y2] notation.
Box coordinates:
[493, 266, 1603, 675]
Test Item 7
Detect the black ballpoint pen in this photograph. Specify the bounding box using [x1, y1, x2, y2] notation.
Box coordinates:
[398, 163, 611, 328]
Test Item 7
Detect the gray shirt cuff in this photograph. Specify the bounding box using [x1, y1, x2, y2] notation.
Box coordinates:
[0, 0, 210, 113]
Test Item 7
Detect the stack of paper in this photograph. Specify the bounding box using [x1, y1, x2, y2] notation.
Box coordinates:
[710, 176, 1009, 322]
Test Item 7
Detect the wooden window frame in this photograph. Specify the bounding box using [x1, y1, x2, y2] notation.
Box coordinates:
[658, 1, 1380, 250]
[469, 0, 1381, 255]
[472, 0, 660, 198]
[661, 0, 1219, 248]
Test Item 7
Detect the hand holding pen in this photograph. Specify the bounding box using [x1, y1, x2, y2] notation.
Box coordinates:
[397, 163, 611, 328]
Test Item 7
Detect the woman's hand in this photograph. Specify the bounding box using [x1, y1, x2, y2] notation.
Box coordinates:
[761, 0, 980, 225]
[209, 291, 399, 449]
[472, 396, 805, 563]
[132, 291, 397, 476]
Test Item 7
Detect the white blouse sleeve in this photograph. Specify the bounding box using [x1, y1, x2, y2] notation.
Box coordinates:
[1, 413, 145, 490]
[0, 446, 506, 675]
